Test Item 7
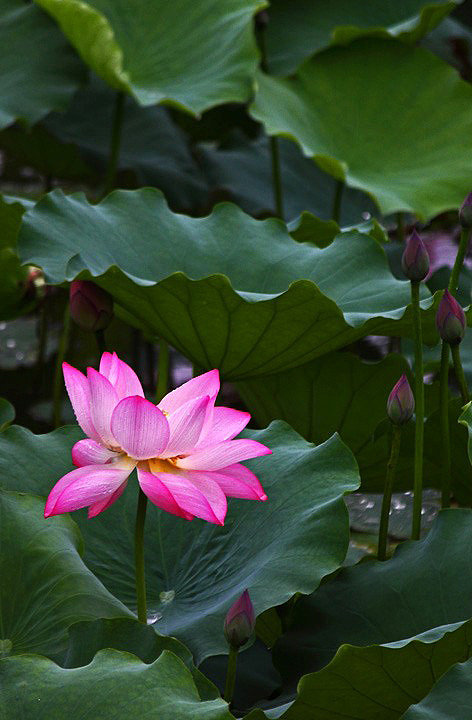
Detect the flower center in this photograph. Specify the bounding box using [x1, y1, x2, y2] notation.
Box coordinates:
[148, 457, 183, 474]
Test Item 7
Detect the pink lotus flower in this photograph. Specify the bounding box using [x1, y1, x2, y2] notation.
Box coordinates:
[45, 352, 270, 525]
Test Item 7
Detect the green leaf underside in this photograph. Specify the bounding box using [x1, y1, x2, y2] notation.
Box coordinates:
[240, 354, 472, 503]
[18, 188, 441, 379]
[0, 421, 359, 663]
[273, 510, 472, 719]
[401, 655, 472, 718]
[0, 650, 232, 719]
[0, 195, 34, 320]
[0, 0, 85, 129]
[266, 0, 458, 75]
[34, 0, 265, 115]
[250, 37, 472, 220]
[0, 490, 131, 659]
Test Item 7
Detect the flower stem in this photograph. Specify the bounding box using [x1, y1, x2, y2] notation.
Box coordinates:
[449, 228, 470, 293]
[102, 90, 125, 198]
[134, 487, 148, 624]
[332, 179, 344, 224]
[52, 301, 71, 428]
[397, 212, 405, 244]
[156, 339, 170, 403]
[224, 646, 239, 705]
[378, 425, 402, 561]
[95, 329, 106, 357]
[270, 135, 284, 219]
[451, 343, 470, 404]
[439, 342, 451, 508]
[411, 280, 424, 540]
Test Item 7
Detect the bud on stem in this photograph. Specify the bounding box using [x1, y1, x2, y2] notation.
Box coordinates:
[387, 374, 414, 426]
[401, 230, 430, 282]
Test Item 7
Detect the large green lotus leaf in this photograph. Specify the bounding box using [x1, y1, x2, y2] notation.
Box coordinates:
[0, 490, 131, 660]
[34, 0, 265, 115]
[0, 650, 232, 719]
[265, 0, 459, 75]
[0, 0, 85, 129]
[250, 38, 472, 221]
[0, 421, 359, 663]
[198, 133, 377, 223]
[272, 509, 472, 719]
[18, 188, 440, 379]
[64, 618, 219, 700]
[401, 656, 472, 719]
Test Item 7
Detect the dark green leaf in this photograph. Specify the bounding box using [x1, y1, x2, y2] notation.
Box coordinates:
[273, 509, 472, 719]
[0, 490, 131, 659]
[401, 656, 472, 719]
[266, 0, 459, 75]
[0, 650, 233, 719]
[0, 0, 85, 129]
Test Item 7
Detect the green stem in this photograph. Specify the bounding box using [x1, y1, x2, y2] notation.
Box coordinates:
[95, 329, 106, 357]
[134, 487, 148, 624]
[256, 18, 284, 219]
[448, 228, 470, 293]
[451, 343, 470, 404]
[439, 342, 451, 508]
[36, 301, 48, 390]
[332, 179, 344, 224]
[378, 425, 402, 561]
[270, 135, 284, 219]
[102, 90, 125, 198]
[397, 212, 405, 244]
[224, 646, 239, 705]
[52, 302, 71, 428]
[156, 339, 170, 403]
[411, 280, 424, 540]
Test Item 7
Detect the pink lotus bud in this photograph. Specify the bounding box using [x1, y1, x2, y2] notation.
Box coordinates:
[387, 374, 414, 425]
[69, 280, 113, 332]
[224, 590, 255, 649]
[436, 289, 466, 345]
[459, 192, 472, 228]
[401, 230, 430, 281]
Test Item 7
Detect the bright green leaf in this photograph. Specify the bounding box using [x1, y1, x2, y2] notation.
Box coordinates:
[250, 37, 472, 220]
[18, 188, 439, 379]
[34, 0, 265, 115]
[0, 649, 232, 719]
[0, 490, 131, 660]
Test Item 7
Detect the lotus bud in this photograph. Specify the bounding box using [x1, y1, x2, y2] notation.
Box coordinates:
[401, 230, 430, 282]
[224, 590, 255, 649]
[436, 289, 466, 345]
[459, 192, 472, 229]
[387, 374, 414, 426]
[69, 280, 113, 332]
